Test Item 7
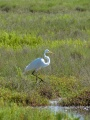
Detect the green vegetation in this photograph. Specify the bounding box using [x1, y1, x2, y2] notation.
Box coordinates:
[0, 0, 90, 40]
[0, 0, 90, 119]
[0, 104, 79, 120]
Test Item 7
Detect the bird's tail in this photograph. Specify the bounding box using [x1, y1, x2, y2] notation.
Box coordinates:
[23, 67, 28, 75]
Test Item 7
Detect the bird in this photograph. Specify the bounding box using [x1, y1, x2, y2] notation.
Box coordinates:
[24, 49, 53, 82]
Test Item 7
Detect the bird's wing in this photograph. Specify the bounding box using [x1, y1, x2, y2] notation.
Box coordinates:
[25, 58, 45, 72]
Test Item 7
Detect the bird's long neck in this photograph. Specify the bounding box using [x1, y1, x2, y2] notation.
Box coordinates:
[44, 53, 50, 67]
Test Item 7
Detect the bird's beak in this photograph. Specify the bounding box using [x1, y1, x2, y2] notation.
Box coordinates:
[49, 51, 53, 54]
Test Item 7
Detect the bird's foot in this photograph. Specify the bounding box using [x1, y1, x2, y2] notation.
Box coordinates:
[39, 79, 46, 83]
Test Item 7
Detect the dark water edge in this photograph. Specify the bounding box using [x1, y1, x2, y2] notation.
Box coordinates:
[34, 99, 90, 120]
[35, 105, 90, 120]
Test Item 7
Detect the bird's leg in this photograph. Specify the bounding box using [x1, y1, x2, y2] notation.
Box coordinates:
[37, 71, 45, 82]
[32, 71, 44, 83]
[32, 70, 38, 82]
[38, 77, 44, 83]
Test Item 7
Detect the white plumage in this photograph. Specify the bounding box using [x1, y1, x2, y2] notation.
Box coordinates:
[24, 49, 52, 82]
[25, 58, 47, 71]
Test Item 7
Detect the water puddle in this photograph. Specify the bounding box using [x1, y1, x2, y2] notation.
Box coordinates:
[49, 99, 90, 120]
[43, 106, 90, 120]
[37, 99, 90, 120]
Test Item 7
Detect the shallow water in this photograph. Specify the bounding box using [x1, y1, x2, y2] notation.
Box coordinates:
[37, 99, 90, 120]
[49, 99, 90, 120]
[43, 106, 90, 120]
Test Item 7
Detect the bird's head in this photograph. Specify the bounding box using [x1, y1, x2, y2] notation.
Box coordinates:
[44, 49, 53, 54]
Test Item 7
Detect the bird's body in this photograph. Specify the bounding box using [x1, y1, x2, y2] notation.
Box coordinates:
[25, 57, 49, 72]
[24, 49, 52, 82]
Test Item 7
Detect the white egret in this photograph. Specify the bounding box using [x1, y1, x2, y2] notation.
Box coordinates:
[24, 49, 52, 82]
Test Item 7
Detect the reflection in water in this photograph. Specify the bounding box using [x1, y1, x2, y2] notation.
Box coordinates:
[42, 106, 90, 120]
[34, 98, 90, 120]
[48, 99, 90, 120]
[37, 99, 90, 120]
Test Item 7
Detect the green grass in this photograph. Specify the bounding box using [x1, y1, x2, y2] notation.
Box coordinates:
[0, 36, 90, 106]
[0, 105, 79, 120]
[61, 88, 90, 106]
[0, 0, 90, 119]
[0, 35, 90, 78]
[0, 0, 90, 40]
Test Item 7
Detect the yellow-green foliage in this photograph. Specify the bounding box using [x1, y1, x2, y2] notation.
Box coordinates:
[61, 88, 90, 106]
[0, 32, 42, 48]
[0, 38, 90, 106]
[0, 105, 79, 120]
[0, 0, 90, 40]
[0, 0, 90, 108]
[38, 75, 81, 98]
[0, 87, 48, 106]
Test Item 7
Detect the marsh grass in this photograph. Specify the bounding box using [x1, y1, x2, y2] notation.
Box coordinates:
[0, 37, 90, 79]
[0, 37, 90, 106]
[0, 0, 90, 119]
[61, 88, 90, 106]
[0, 104, 79, 120]
[0, 0, 90, 40]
